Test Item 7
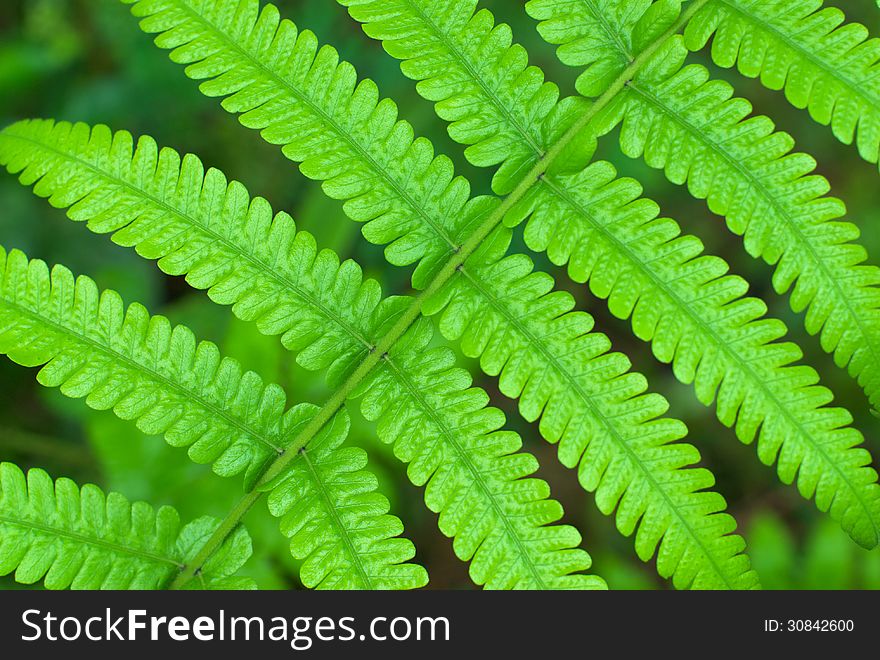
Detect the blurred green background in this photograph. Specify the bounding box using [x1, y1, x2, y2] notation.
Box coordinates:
[1, 0, 880, 590]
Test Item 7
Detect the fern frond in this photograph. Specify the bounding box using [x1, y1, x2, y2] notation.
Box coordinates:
[339, 0, 880, 548]
[0, 461, 254, 589]
[0, 244, 284, 484]
[266, 406, 428, 590]
[0, 245, 427, 590]
[524, 3, 880, 411]
[526, 0, 654, 96]
[598, 37, 880, 411]
[114, 0, 760, 588]
[683, 0, 880, 168]
[0, 125, 596, 591]
[0, 121, 596, 586]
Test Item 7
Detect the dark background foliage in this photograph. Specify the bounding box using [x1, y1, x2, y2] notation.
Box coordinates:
[1, 0, 879, 589]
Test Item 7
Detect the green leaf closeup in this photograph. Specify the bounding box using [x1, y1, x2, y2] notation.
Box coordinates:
[0, 220, 598, 588]
[684, 0, 880, 169]
[0, 49, 756, 590]
[336, 0, 880, 550]
[594, 36, 880, 411]
[0, 461, 254, 589]
[529, 5, 880, 410]
[0, 245, 426, 589]
[264, 407, 428, 590]
[0, 0, 878, 591]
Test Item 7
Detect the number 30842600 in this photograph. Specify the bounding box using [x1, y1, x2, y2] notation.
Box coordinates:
[764, 620, 854, 632]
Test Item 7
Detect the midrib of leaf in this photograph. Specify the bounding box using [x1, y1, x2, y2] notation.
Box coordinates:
[168, 0, 719, 584]
[298, 447, 375, 589]
[625, 79, 880, 376]
[3, 131, 375, 351]
[0, 296, 284, 454]
[382, 356, 549, 588]
[403, 0, 545, 156]
[0, 513, 183, 568]
[579, 0, 635, 61]
[458, 265, 737, 588]
[712, 0, 880, 109]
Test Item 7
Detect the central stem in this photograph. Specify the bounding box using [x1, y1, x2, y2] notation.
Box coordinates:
[169, 0, 710, 589]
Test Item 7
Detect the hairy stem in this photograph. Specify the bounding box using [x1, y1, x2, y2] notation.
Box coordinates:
[168, 489, 261, 589]
[170, 0, 709, 588]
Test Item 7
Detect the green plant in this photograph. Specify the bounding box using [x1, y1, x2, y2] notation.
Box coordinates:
[0, 0, 878, 590]
[0, 462, 253, 589]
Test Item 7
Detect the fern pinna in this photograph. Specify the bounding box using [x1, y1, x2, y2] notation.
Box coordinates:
[0, 0, 878, 590]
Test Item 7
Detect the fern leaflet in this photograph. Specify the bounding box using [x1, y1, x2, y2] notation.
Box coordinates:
[526, 0, 658, 96]
[0, 461, 254, 589]
[683, 0, 880, 169]
[265, 406, 428, 589]
[0, 247, 281, 484]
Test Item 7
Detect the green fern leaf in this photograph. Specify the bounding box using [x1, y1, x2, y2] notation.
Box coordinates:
[0, 124, 596, 591]
[344, 0, 558, 195]
[0, 119, 380, 388]
[338, 0, 880, 548]
[266, 407, 428, 590]
[2, 0, 872, 590]
[355, 317, 603, 589]
[0, 65, 755, 587]
[127, 0, 476, 289]
[518, 165, 880, 548]
[524, 3, 880, 411]
[527, 0, 682, 99]
[525, 0, 649, 96]
[424, 227, 757, 589]
[0, 245, 427, 590]
[0, 461, 254, 589]
[0, 244, 284, 484]
[683, 0, 880, 168]
[596, 37, 880, 411]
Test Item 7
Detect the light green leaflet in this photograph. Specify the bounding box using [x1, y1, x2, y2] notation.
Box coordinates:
[684, 0, 880, 169]
[0, 462, 253, 589]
